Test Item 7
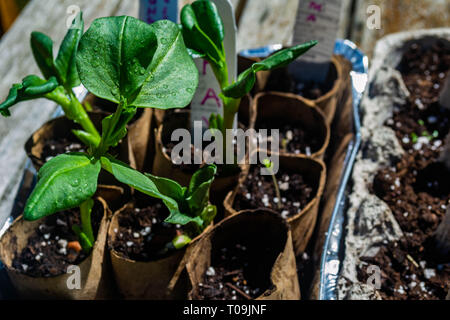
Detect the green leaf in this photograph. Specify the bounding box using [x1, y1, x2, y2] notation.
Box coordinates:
[55, 11, 84, 88]
[186, 165, 216, 215]
[131, 20, 199, 109]
[208, 113, 223, 132]
[145, 174, 185, 203]
[222, 41, 318, 98]
[24, 153, 101, 221]
[187, 48, 206, 60]
[77, 17, 198, 110]
[30, 32, 56, 80]
[0, 76, 59, 117]
[77, 16, 157, 103]
[99, 156, 204, 226]
[22, 75, 58, 96]
[164, 211, 203, 227]
[147, 166, 216, 228]
[200, 204, 217, 229]
[187, 164, 217, 197]
[181, 0, 225, 67]
[172, 234, 192, 250]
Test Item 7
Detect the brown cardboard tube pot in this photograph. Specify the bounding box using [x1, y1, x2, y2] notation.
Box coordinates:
[152, 97, 254, 205]
[107, 200, 211, 300]
[83, 94, 154, 171]
[25, 113, 135, 172]
[224, 154, 326, 254]
[252, 91, 330, 160]
[95, 185, 127, 213]
[175, 209, 300, 300]
[0, 197, 112, 299]
[263, 55, 348, 125]
[25, 113, 136, 187]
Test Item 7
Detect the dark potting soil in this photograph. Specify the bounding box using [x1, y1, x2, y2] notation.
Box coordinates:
[265, 68, 334, 100]
[368, 155, 450, 299]
[41, 132, 122, 166]
[111, 199, 182, 262]
[397, 40, 450, 107]
[296, 251, 313, 298]
[197, 243, 268, 300]
[358, 41, 450, 300]
[233, 165, 314, 218]
[12, 203, 103, 278]
[164, 141, 240, 177]
[42, 138, 86, 162]
[257, 121, 323, 155]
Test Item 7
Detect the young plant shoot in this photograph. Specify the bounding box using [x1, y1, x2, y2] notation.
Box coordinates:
[263, 159, 282, 210]
[0, 12, 101, 148]
[147, 164, 217, 252]
[180, 0, 317, 145]
[22, 16, 202, 253]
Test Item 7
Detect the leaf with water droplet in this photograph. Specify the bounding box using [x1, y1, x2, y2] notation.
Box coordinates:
[24, 153, 100, 221]
[77, 17, 198, 109]
[77, 16, 157, 103]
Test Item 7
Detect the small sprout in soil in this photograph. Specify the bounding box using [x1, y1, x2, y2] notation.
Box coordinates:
[172, 234, 192, 250]
[411, 132, 419, 143]
[418, 119, 425, 126]
[180, 0, 317, 151]
[432, 130, 439, 138]
[0, 12, 101, 148]
[21, 16, 199, 254]
[262, 159, 282, 210]
[281, 138, 289, 152]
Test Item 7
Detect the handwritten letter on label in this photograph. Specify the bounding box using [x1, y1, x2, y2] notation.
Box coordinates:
[139, 0, 178, 23]
[293, 0, 342, 64]
[191, 60, 223, 128]
[190, 0, 237, 130]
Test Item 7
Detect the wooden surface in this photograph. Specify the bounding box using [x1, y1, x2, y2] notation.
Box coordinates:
[0, 0, 21, 32]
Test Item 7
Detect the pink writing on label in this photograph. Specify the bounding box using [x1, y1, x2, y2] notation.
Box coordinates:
[307, 14, 316, 21]
[202, 116, 209, 127]
[143, 0, 177, 24]
[309, 1, 323, 12]
[202, 60, 209, 75]
[201, 88, 221, 108]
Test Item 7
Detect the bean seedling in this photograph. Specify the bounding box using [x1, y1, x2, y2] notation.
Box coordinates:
[263, 159, 282, 210]
[21, 15, 207, 253]
[0, 12, 101, 148]
[180, 0, 317, 149]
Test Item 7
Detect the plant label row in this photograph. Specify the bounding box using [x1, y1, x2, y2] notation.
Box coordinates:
[291, 0, 342, 83]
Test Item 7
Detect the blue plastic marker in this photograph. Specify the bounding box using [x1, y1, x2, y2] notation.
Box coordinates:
[139, 0, 179, 23]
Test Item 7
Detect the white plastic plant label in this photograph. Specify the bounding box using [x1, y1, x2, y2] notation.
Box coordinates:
[291, 0, 343, 83]
[190, 0, 237, 131]
[139, 0, 179, 23]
